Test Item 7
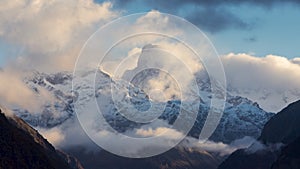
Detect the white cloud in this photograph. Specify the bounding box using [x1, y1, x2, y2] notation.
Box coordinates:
[0, 0, 119, 72]
[36, 114, 254, 157]
[0, 71, 34, 110]
[135, 10, 182, 35]
[222, 53, 300, 90]
[37, 117, 96, 149]
[38, 127, 65, 146]
[0, 70, 55, 112]
[222, 53, 300, 112]
[115, 41, 203, 102]
[180, 136, 256, 156]
[134, 122, 185, 139]
[291, 58, 300, 65]
[0, 105, 14, 117]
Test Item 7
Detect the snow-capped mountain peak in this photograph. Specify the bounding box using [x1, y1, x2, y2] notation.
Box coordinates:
[12, 69, 274, 144]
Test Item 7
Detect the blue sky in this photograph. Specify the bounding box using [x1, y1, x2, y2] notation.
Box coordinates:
[210, 4, 300, 58]
[0, 40, 23, 65]
[95, 0, 300, 59]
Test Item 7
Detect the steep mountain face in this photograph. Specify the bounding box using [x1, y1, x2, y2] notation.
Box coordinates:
[209, 96, 273, 143]
[260, 100, 300, 144]
[0, 108, 83, 169]
[14, 70, 273, 144]
[218, 100, 300, 169]
[219, 146, 273, 168]
[218, 147, 279, 169]
[65, 145, 223, 169]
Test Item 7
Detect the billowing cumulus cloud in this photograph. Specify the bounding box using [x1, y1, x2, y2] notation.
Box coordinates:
[0, 0, 119, 72]
[222, 53, 300, 112]
[0, 0, 120, 113]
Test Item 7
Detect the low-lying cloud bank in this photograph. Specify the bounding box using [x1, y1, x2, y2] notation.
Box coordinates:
[38, 117, 256, 156]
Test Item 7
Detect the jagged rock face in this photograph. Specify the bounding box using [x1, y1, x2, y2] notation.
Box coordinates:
[209, 96, 273, 143]
[14, 70, 272, 144]
[0, 109, 83, 169]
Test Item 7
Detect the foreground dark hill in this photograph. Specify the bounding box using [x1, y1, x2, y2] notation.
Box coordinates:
[65, 145, 223, 169]
[218, 100, 300, 169]
[272, 136, 300, 169]
[0, 109, 83, 169]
